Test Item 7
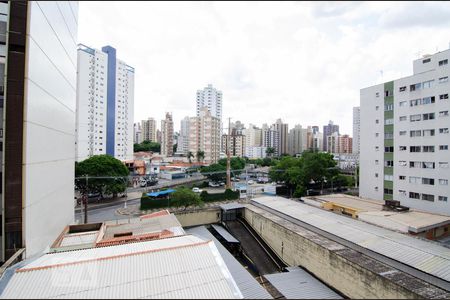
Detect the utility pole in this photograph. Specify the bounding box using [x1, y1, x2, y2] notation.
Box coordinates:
[226, 117, 231, 189]
[83, 174, 88, 224]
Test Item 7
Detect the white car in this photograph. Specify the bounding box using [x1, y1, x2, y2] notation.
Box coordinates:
[208, 182, 220, 187]
[247, 180, 255, 185]
[192, 187, 203, 193]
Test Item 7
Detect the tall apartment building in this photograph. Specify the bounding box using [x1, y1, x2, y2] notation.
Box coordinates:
[230, 120, 245, 135]
[0, 1, 78, 261]
[243, 124, 262, 147]
[189, 107, 221, 164]
[156, 129, 162, 144]
[288, 125, 307, 155]
[161, 112, 174, 157]
[176, 116, 190, 155]
[222, 134, 246, 157]
[196, 84, 222, 121]
[323, 120, 339, 152]
[244, 146, 268, 159]
[141, 118, 157, 142]
[272, 119, 288, 155]
[76, 44, 134, 162]
[353, 107, 360, 154]
[133, 122, 142, 144]
[339, 134, 353, 154]
[312, 131, 323, 151]
[312, 126, 320, 134]
[360, 49, 450, 215]
[262, 124, 279, 156]
[326, 132, 340, 154]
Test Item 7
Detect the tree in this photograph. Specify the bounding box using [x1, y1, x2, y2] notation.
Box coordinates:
[173, 143, 177, 154]
[196, 150, 205, 163]
[201, 163, 227, 182]
[133, 140, 161, 153]
[171, 187, 203, 211]
[75, 155, 129, 198]
[187, 151, 194, 164]
[266, 147, 276, 158]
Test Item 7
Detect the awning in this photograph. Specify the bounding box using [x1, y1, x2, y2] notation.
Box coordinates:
[147, 189, 176, 197]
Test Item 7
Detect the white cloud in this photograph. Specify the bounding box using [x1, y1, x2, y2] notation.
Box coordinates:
[78, 1, 450, 135]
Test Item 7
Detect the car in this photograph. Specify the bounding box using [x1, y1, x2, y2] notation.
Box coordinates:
[219, 182, 225, 186]
[208, 182, 220, 187]
[231, 177, 240, 182]
[247, 180, 255, 185]
[192, 187, 203, 193]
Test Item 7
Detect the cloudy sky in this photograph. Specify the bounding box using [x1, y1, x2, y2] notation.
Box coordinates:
[78, 1, 450, 134]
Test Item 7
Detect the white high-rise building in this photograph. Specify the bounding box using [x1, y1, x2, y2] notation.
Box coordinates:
[262, 123, 279, 156]
[245, 146, 267, 159]
[176, 116, 190, 155]
[243, 124, 262, 147]
[141, 118, 157, 143]
[360, 48, 450, 215]
[196, 84, 222, 121]
[76, 44, 134, 162]
[288, 125, 307, 155]
[272, 119, 288, 156]
[161, 112, 174, 157]
[353, 107, 360, 154]
[1, 1, 78, 261]
[189, 107, 221, 164]
[134, 122, 142, 144]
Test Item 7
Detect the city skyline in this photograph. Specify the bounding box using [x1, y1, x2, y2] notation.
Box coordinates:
[78, 2, 450, 134]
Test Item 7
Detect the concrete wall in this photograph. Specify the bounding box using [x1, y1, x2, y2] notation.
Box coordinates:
[175, 208, 221, 227]
[244, 205, 449, 299]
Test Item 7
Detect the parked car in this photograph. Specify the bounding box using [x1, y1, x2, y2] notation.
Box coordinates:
[208, 182, 220, 187]
[231, 177, 240, 182]
[219, 182, 225, 186]
[307, 189, 321, 196]
[192, 187, 203, 193]
[247, 180, 255, 185]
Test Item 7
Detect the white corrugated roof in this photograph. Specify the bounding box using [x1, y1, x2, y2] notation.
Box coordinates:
[264, 267, 342, 299]
[253, 196, 450, 282]
[60, 231, 98, 247]
[0, 235, 243, 299]
[187, 226, 272, 299]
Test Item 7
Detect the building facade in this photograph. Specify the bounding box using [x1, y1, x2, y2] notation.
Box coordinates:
[76, 44, 134, 161]
[189, 107, 221, 164]
[196, 84, 222, 120]
[222, 134, 246, 157]
[243, 124, 262, 147]
[339, 134, 353, 154]
[326, 132, 340, 154]
[1, 1, 78, 260]
[360, 49, 450, 215]
[272, 119, 288, 155]
[161, 112, 174, 157]
[133, 122, 142, 144]
[288, 125, 307, 155]
[176, 116, 190, 155]
[323, 120, 339, 152]
[353, 106, 360, 154]
[262, 123, 279, 156]
[141, 118, 157, 143]
[244, 146, 268, 159]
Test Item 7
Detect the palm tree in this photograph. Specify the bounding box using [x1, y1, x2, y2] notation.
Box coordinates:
[266, 147, 275, 158]
[196, 150, 205, 163]
[187, 151, 194, 164]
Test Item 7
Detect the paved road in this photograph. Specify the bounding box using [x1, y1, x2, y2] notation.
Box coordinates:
[75, 198, 141, 224]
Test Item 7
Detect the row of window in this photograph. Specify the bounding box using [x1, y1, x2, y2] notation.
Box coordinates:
[380, 160, 449, 169]
[406, 176, 448, 186]
[376, 187, 448, 202]
[379, 145, 448, 152]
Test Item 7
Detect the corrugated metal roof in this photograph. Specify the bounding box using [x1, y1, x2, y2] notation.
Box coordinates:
[211, 225, 240, 243]
[187, 226, 272, 299]
[220, 203, 246, 211]
[0, 235, 243, 299]
[264, 267, 342, 299]
[60, 231, 98, 247]
[253, 196, 450, 282]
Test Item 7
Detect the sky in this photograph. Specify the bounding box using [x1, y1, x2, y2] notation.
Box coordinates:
[78, 1, 450, 135]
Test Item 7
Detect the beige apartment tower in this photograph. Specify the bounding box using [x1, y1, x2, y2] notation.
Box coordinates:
[189, 107, 221, 164]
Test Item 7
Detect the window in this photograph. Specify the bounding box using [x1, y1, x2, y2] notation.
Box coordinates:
[384, 188, 393, 195]
[375, 105, 379, 110]
[375, 119, 379, 124]
[399, 146, 407, 151]
[423, 58, 431, 64]
[439, 196, 448, 202]
[385, 119, 393, 125]
[399, 160, 407, 166]
[439, 111, 449, 117]
[399, 116, 407, 121]
[384, 160, 394, 167]
[410, 146, 421, 152]
[375, 146, 379, 151]
[410, 114, 421, 122]
[399, 86, 407, 92]
[410, 130, 422, 137]
[399, 101, 407, 107]
[384, 104, 393, 111]
[423, 146, 435, 152]
[422, 113, 435, 120]
[375, 186, 379, 191]
[422, 80, 434, 89]
[439, 179, 448, 185]
[375, 133, 379, 137]
[375, 173, 378, 178]
[375, 160, 379, 165]
[399, 131, 407, 136]
[439, 162, 449, 168]
[422, 178, 434, 185]
[384, 146, 394, 152]
[439, 59, 448, 66]
[422, 96, 435, 104]
[384, 174, 393, 181]
[439, 76, 449, 83]
[409, 161, 421, 168]
[439, 94, 449, 100]
[423, 129, 435, 136]
[422, 161, 435, 169]
[399, 175, 406, 180]
[439, 145, 448, 150]
[422, 194, 435, 202]
[409, 192, 420, 199]
[399, 190, 407, 196]
[409, 176, 421, 184]
[439, 128, 449, 134]
[410, 99, 421, 106]
[385, 90, 392, 97]
[384, 132, 393, 139]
